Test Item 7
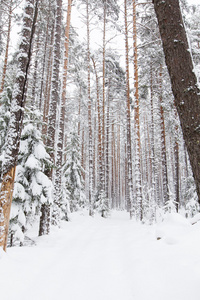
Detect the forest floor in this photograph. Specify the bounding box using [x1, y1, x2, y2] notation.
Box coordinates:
[0, 210, 200, 300]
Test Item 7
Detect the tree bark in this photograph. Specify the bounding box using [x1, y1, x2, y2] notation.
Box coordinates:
[133, 0, 142, 220]
[39, 0, 63, 235]
[42, 19, 55, 137]
[86, 0, 93, 216]
[0, 0, 38, 251]
[53, 0, 72, 224]
[105, 78, 110, 200]
[158, 64, 169, 205]
[91, 57, 102, 188]
[174, 106, 180, 212]
[101, 3, 107, 193]
[124, 0, 134, 218]
[153, 0, 200, 203]
[0, 0, 12, 94]
[150, 62, 157, 206]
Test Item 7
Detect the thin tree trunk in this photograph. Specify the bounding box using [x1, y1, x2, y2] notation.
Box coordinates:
[39, 30, 48, 110]
[133, 0, 142, 220]
[78, 89, 81, 137]
[93, 102, 96, 192]
[101, 3, 107, 192]
[111, 121, 115, 208]
[39, 2, 54, 111]
[81, 128, 85, 183]
[117, 111, 121, 209]
[86, 0, 93, 216]
[159, 64, 169, 205]
[150, 62, 157, 207]
[124, 0, 134, 218]
[91, 57, 102, 189]
[0, 0, 12, 94]
[42, 22, 55, 137]
[174, 106, 180, 212]
[31, 31, 40, 107]
[105, 78, 110, 199]
[0, 0, 38, 251]
[39, 0, 63, 236]
[53, 0, 72, 224]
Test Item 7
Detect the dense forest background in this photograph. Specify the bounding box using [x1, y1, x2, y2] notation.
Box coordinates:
[0, 0, 199, 248]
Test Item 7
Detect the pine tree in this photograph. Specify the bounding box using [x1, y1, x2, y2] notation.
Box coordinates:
[53, 0, 73, 225]
[132, 0, 143, 221]
[124, 0, 134, 218]
[0, 0, 13, 94]
[39, 0, 63, 236]
[153, 0, 200, 204]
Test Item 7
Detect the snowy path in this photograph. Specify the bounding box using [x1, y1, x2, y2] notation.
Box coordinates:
[1, 211, 200, 300]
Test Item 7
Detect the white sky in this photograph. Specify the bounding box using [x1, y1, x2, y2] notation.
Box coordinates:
[187, 0, 200, 4]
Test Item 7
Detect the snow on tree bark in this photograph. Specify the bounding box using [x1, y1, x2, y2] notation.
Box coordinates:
[174, 106, 180, 212]
[39, 0, 63, 235]
[0, 0, 38, 251]
[124, 0, 134, 218]
[133, 0, 142, 220]
[42, 17, 55, 138]
[153, 0, 200, 204]
[0, 0, 13, 95]
[105, 78, 110, 200]
[53, 0, 72, 224]
[86, 0, 93, 216]
[158, 64, 169, 206]
[91, 57, 102, 189]
[101, 2, 106, 194]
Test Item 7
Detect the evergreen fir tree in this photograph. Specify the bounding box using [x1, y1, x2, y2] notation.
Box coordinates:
[94, 189, 110, 218]
[64, 130, 85, 212]
[9, 108, 52, 246]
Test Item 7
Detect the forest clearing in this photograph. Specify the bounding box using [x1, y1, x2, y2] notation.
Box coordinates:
[1, 210, 200, 300]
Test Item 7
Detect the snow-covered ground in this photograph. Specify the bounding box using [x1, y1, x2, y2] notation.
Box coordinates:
[0, 211, 200, 300]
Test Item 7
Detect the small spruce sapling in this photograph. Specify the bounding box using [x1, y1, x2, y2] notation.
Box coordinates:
[64, 130, 85, 212]
[9, 108, 52, 246]
[94, 190, 110, 218]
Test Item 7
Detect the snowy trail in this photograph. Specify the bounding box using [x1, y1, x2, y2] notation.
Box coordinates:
[1, 211, 200, 300]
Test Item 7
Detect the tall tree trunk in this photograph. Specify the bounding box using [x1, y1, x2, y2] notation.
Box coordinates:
[39, 0, 63, 236]
[117, 110, 121, 209]
[91, 57, 102, 192]
[42, 21, 55, 138]
[105, 78, 110, 200]
[93, 102, 96, 192]
[31, 31, 40, 107]
[53, 0, 72, 224]
[133, 0, 142, 220]
[158, 64, 169, 205]
[150, 62, 157, 207]
[78, 89, 81, 137]
[38, 9, 51, 111]
[111, 121, 115, 208]
[81, 128, 85, 183]
[153, 0, 200, 203]
[174, 106, 180, 212]
[101, 3, 107, 193]
[0, 0, 38, 251]
[0, 0, 12, 94]
[86, 0, 93, 216]
[124, 0, 134, 218]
